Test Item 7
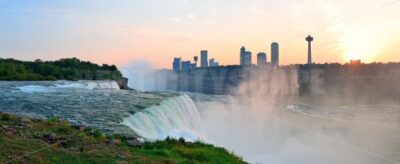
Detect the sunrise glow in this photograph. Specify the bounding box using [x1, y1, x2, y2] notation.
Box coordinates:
[0, 0, 399, 68]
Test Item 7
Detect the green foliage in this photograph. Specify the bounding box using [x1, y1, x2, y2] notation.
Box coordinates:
[0, 58, 123, 81]
[92, 129, 105, 139]
[178, 137, 186, 144]
[0, 113, 16, 121]
[0, 114, 245, 163]
[46, 116, 60, 124]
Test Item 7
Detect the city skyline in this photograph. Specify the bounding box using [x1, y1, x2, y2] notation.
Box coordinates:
[1, 0, 400, 69]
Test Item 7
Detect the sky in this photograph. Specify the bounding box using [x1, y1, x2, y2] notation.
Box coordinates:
[0, 0, 400, 69]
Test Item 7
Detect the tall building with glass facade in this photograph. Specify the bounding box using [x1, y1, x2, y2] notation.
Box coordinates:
[271, 42, 279, 67]
[257, 52, 267, 66]
[240, 46, 252, 66]
[173, 57, 182, 71]
[200, 50, 208, 67]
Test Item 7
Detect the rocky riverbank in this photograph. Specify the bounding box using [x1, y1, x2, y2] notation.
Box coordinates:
[0, 112, 245, 163]
[116, 77, 132, 90]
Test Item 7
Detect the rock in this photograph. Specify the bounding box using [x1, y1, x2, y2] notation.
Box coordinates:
[20, 118, 32, 123]
[71, 125, 85, 131]
[69, 136, 81, 143]
[115, 161, 128, 164]
[58, 140, 68, 147]
[31, 118, 42, 122]
[117, 78, 133, 90]
[126, 138, 143, 147]
[43, 133, 62, 143]
[110, 139, 121, 146]
[2, 125, 17, 135]
[83, 144, 101, 152]
[117, 152, 126, 159]
[123, 134, 138, 139]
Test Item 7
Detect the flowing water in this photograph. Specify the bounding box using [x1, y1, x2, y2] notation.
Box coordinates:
[195, 96, 400, 164]
[0, 81, 179, 134]
[1, 81, 399, 163]
[122, 95, 205, 142]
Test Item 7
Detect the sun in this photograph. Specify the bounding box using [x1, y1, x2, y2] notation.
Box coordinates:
[339, 31, 380, 63]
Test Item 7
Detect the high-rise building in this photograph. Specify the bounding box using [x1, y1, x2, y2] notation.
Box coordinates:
[257, 52, 267, 66]
[209, 58, 219, 67]
[190, 63, 196, 69]
[181, 61, 192, 71]
[271, 42, 279, 67]
[244, 51, 251, 66]
[240, 47, 246, 65]
[172, 57, 182, 71]
[200, 50, 208, 67]
[240, 46, 252, 66]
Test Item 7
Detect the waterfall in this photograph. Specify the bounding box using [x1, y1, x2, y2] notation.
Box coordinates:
[81, 80, 120, 90]
[17, 80, 120, 93]
[121, 94, 205, 142]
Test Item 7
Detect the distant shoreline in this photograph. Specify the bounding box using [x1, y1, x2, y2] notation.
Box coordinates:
[0, 79, 132, 90]
[0, 58, 132, 90]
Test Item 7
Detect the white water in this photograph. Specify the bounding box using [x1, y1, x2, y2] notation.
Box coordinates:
[121, 93, 400, 164]
[119, 65, 400, 163]
[83, 80, 120, 90]
[17, 80, 120, 93]
[121, 94, 205, 142]
[17, 85, 56, 93]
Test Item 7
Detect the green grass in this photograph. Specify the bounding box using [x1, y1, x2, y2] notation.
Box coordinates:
[0, 113, 245, 163]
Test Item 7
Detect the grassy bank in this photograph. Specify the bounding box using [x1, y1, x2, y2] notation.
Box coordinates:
[0, 113, 244, 163]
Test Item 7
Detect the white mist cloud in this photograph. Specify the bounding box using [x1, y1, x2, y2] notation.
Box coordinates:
[168, 17, 182, 23]
[191, 67, 400, 163]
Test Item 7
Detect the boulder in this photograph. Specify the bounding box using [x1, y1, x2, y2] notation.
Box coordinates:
[126, 138, 143, 147]
[111, 139, 121, 146]
[117, 78, 133, 90]
[21, 118, 32, 123]
[71, 125, 85, 131]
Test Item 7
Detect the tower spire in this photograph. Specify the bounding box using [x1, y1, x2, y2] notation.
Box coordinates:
[306, 35, 314, 65]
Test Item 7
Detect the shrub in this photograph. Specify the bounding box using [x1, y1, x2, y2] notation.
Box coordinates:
[55, 126, 71, 135]
[46, 116, 60, 124]
[1, 113, 16, 121]
[178, 137, 185, 144]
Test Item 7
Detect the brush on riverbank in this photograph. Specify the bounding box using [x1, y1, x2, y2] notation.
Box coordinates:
[0, 112, 244, 163]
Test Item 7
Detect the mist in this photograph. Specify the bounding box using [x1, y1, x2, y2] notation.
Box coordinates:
[194, 67, 400, 164]
[121, 60, 169, 91]
[121, 62, 400, 163]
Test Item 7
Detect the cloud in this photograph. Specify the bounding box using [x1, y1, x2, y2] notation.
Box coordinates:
[168, 13, 196, 23]
[291, 0, 344, 32]
[188, 13, 196, 20]
[248, 4, 269, 16]
[168, 17, 182, 23]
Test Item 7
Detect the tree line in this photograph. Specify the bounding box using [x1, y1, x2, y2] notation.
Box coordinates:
[0, 58, 123, 81]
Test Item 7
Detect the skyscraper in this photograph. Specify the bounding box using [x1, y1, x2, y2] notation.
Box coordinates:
[190, 63, 196, 69]
[240, 46, 246, 65]
[271, 42, 279, 67]
[240, 46, 252, 66]
[181, 61, 191, 71]
[244, 51, 251, 66]
[200, 50, 208, 67]
[257, 52, 267, 66]
[172, 57, 181, 71]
